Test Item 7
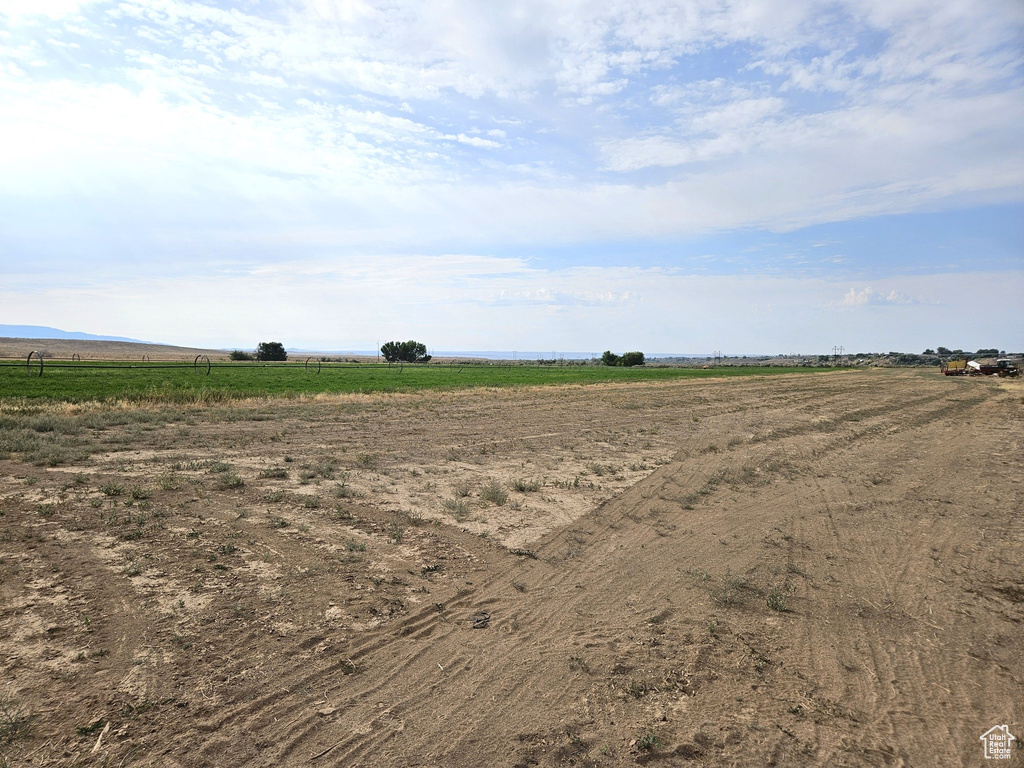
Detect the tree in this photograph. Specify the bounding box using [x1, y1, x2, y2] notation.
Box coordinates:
[936, 347, 952, 355]
[922, 349, 935, 355]
[602, 350, 644, 367]
[380, 340, 431, 363]
[256, 341, 287, 361]
[230, 350, 254, 361]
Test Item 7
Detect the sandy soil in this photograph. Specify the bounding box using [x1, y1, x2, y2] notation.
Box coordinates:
[1, 370, 1021, 767]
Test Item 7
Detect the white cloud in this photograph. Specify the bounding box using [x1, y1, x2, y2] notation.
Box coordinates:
[491, 286, 634, 307]
[840, 286, 919, 307]
[93, 0, 1016, 106]
[448, 133, 503, 149]
[0, 0, 99, 21]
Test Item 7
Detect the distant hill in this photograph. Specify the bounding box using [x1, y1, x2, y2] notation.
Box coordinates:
[0, 334, 227, 362]
[0, 325, 149, 343]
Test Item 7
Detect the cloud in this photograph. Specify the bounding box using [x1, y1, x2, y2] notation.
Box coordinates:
[448, 133, 503, 149]
[49, 0, 1018, 110]
[490, 287, 634, 307]
[840, 286, 918, 307]
[0, 0, 99, 21]
[2, 0, 1021, 223]
[599, 95, 786, 171]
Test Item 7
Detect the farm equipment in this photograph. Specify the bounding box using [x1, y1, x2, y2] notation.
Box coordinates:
[970, 359, 1021, 377]
[944, 358, 1021, 377]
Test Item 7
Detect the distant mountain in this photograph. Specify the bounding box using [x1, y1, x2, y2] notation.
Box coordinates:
[0, 325, 150, 343]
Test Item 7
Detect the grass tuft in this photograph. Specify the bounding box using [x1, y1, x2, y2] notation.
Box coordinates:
[258, 467, 288, 479]
[480, 480, 508, 506]
[442, 497, 470, 521]
[218, 473, 244, 489]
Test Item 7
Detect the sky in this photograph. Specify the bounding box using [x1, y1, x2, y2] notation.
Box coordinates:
[1, 0, 1022, 355]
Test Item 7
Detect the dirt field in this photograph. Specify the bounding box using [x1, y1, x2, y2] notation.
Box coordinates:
[0, 339, 231, 362]
[1, 370, 1021, 767]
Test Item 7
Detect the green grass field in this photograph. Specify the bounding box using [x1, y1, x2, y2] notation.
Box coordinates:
[0, 360, 841, 403]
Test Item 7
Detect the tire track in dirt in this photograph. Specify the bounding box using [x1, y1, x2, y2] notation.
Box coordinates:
[765, 383, 1023, 766]
[299, 385, 974, 765]
[257, 375, 1021, 767]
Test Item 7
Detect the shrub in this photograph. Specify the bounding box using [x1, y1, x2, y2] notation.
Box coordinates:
[766, 586, 790, 612]
[354, 452, 378, 469]
[636, 730, 661, 752]
[229, 350, 254, 361]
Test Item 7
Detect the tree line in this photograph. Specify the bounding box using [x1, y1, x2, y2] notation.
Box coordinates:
[924, 347, 1005, 357]
[228, 340, 432, 363]
[231, 341, 651, 366]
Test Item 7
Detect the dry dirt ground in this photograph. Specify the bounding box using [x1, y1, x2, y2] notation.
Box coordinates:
[1, 370, 1022, 767]
[0, 339, 231, 363]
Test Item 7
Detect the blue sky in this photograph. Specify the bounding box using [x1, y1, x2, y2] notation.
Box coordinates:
[1, 0, 1022, 354]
